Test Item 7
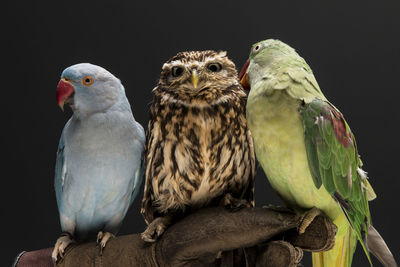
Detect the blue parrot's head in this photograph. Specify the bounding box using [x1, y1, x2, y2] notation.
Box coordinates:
[56, 63, 126, 115]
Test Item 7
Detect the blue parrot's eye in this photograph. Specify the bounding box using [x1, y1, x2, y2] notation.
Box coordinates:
[207, 63, 222, 72]
[82, 76, 94, 86]
[172, 67, 184, 77]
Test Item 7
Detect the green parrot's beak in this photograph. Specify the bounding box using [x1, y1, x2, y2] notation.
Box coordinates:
[191, 70, 199, 89]
[240, 73, 250, 90]
[239, 59, 250, 90]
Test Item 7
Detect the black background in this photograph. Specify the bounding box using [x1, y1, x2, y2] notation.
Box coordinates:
[3, 1, 400, 266]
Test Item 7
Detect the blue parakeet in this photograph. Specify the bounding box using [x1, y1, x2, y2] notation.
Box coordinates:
[52, 63, 145, 262]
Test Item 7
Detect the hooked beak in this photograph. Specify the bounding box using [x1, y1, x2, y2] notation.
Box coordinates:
[191, 69, 199, 89]
[56, 78, 75, 111]
[238, 59, 250, 90]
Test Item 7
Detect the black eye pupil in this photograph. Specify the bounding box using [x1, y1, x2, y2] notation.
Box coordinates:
[208, 63, 221, 72]
[85, 78, 91, 83]
[172, 67, 183, 77]
[209, 65, 218, 72]
[255, 45, 260, 50]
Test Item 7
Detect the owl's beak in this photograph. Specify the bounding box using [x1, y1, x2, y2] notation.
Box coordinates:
[191, 70, 199, 89]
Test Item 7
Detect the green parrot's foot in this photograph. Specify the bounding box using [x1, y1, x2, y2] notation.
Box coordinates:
[96, 231, 115, 255]
[51, 234, 75, 263]
[141, 216, 172, 243]
[289, 213, 337, 252]
[298, 207, 322, 234]
[220, 193, 251, 211]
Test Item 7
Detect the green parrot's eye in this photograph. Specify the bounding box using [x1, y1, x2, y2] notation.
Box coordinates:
[171, 66, 184, 77]
[253, 44, 262, 53]
[207, 63, 222, 72]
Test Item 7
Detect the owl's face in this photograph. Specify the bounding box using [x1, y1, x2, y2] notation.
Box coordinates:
[158, 50, 239, 96]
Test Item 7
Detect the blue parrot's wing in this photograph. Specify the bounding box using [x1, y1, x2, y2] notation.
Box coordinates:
[129, 122, 145, 206]
[129, 155, 144, 206]
[54, 132, 67, 210]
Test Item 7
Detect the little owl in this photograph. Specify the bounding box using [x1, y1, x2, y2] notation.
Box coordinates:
[141, 50, 255, 242]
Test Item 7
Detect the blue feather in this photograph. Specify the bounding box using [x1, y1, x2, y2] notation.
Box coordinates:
[54, 63, 145, 240]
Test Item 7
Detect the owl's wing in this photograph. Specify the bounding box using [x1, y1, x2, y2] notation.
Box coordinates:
[141, 103, 157, 224]
[242, 127, 256, 207]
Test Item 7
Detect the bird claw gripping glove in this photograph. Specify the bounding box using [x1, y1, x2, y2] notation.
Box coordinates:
[14, 206, 337, 267]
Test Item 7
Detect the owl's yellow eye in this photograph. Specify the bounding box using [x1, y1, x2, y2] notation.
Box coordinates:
[82, 76, 94, 86]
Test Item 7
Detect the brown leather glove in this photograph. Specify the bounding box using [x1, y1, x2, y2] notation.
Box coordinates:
[13, 207, 337, 267]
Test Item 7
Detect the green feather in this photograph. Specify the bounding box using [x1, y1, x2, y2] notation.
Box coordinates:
[320, 165, 335, 194]
[246, 39, 376, 266]
[300, 98, 371, 260]
[350, 168, 361, 202]
[304, 136, 322, 188]
[317, 139, 332, 169]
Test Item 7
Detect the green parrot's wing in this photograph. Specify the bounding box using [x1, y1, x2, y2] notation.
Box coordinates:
[301, 98, 376, 262]
[267, 56, 327, 103]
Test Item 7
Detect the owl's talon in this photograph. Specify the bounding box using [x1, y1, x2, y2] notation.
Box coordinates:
[141, 232, 156, 243]
[220, 193, 251, 211]
[156, 223, 167, 237]
[298, 207, 322, 234]
[141, 216, 172, 243]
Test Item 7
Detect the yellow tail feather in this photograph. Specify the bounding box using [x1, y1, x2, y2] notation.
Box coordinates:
[312, 226, 357, 267]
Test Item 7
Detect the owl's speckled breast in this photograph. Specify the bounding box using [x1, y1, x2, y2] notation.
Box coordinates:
[143, 88, 255, 221]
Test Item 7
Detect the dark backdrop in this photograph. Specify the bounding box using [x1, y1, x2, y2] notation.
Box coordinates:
[3, 0, 400, 266]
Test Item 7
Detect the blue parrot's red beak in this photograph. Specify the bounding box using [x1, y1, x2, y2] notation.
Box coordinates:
[238, 59, 250, 90]
[56, 78, 75, 111]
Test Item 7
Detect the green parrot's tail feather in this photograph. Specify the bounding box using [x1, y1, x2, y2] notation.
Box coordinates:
[312, 225, 357, 267]
[343, 199, 373, 266]
[336, 194, 373, 266]
[367, 225, 398, 267]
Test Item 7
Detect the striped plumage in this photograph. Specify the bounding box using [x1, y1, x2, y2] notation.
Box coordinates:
[141, 51, 255, 241]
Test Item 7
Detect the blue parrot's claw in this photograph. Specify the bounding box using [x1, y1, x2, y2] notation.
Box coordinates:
[51, 235, 75, 263]
[96, 231, 115, 255]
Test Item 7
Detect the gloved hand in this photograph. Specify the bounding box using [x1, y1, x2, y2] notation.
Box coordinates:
[13, 206, 337, 267]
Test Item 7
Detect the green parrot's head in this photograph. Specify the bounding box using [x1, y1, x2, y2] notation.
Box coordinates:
[239, 39, 299, 90]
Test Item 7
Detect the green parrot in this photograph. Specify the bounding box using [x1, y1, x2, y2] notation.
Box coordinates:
[239, 39, 397, 267]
